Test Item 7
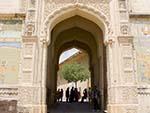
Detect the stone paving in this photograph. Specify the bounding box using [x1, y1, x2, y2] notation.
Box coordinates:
[49, 102, 102, 113]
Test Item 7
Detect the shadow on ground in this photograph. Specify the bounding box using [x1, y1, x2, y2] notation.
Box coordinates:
[48, 102, 102, 113]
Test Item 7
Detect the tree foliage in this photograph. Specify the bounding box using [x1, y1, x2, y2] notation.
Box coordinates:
[60, 62, 90, 84]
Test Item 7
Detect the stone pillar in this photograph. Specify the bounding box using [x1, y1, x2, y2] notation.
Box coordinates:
[107, 36, 138, 113]
[39, 39, 48, 113]
[17, 36, 47, 113]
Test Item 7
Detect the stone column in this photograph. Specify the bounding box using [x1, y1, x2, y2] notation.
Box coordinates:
[107, 36, 138, 113]
[39, 39, 48, 113]
[18, 36, 48, 113]
[18, 36, 40, 113]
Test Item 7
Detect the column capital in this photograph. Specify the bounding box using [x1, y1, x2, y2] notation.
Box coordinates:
[40, 39, 48, 47]
[104, 38, 115, 47]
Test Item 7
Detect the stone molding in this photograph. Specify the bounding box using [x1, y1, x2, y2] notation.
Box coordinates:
[22, 36, 38, 43]
[44, 3, 110, 28]
[118, 36, 134, 44]
[138, 86, 150, 96]
[44, 0, 110, 20]
[0, 38, 21, 42]
[0, 13, 26, 20]
[0, 88, 18, 99]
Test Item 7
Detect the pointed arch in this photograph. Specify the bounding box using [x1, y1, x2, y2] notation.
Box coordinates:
[43, 4, 111, 44]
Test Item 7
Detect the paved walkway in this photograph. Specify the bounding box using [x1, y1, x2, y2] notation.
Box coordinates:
[49, 102, 102, 113]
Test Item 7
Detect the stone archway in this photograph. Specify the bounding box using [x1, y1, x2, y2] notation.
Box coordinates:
[45, 14, 107, 112]
[17, 1, 139, 113]
[42, 3, 111, 45]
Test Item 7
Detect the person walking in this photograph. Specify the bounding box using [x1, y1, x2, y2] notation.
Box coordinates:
[56, 89, 61, 102]
[88, 87, 92, 103]
[70, 87, 75, 102]
[65, 87, 70, 102]
[81, 88, 88, 103]
[91, 85, 100, 111]
[60, 89, 63, 102]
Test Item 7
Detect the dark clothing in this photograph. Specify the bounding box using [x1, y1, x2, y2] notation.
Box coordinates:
[60, 89, 63, 102]
[66, 88, 70, 102]
[81, 89, 88, 102]
[70, 88, 75, 102]
[91, 87, 100, 110]
[93, 98, 99, 110]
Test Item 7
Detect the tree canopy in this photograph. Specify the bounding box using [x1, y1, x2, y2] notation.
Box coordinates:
[60, 62, 90, 87]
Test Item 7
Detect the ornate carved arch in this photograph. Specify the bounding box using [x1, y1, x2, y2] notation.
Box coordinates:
[41, 3, 112, 44]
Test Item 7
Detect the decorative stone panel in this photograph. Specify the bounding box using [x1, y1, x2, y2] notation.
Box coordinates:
[44, 0, 110, 20]
[18, 87, 33, 105]
[22, 71, 32, 83]
[17, 86, 42, 113]
[109, 86, 138, 104]
[0, 100, 17, 113]
[0, 88, 18, 99]
[17, 106, 31, 113]
[23, 44, 34, 56]
[21, 36, 37, 84]
[118, 36, 136, 85]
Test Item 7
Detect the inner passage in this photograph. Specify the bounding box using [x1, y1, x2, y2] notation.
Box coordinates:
[57, 48, 91, 103]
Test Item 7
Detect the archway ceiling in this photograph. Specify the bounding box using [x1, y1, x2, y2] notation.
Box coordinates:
[51, 16, 103, 44]
[53, 27, 98, 66]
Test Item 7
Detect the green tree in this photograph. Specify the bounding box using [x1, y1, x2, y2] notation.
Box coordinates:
[60, 62, 90, 88]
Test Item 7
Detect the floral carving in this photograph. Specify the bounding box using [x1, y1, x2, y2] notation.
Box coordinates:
[24, 23, 35, 36]
[120, 24, 129, 35]
[44, 0, 110, 25]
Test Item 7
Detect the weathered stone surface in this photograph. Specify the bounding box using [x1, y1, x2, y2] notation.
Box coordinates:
[0, 100, 17, 113]
[0, 0, 150, 113]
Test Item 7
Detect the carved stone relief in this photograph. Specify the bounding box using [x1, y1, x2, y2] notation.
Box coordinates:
[22, 71, 32, 83]
[29, 0, 36, 8]
[24, 23, 35, 36]
[0, 88, 18, 98]
[44, 0, 110, 20]
[27, 10, 36, 22]
[120, 24, 129, 35]
[23, 58, 32, 69]
[119, 0, 126, 9]
[120, 11, 128, 20]
[120, 87, 138, 104]
[123, 71, 133, 84]
[18, 87, 33, 105]
[23, 44, 33, 56]
[0, 100, 17, 113]
[109, 87, 138, 104]
[17, 106, 31, 113]
[122, 45, 132, 57]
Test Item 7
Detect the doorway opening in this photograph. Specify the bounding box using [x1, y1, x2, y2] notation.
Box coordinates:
[57, 48, 91, 102]
[46, 15, 107, 112]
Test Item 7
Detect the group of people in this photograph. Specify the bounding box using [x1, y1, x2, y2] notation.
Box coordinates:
[56, 89, 63, 102]
[56, 85, 101, 111]
[66, 87, 89, 103]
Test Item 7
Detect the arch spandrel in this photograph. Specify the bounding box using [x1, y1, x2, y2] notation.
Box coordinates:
[42, 4, 111, 45]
